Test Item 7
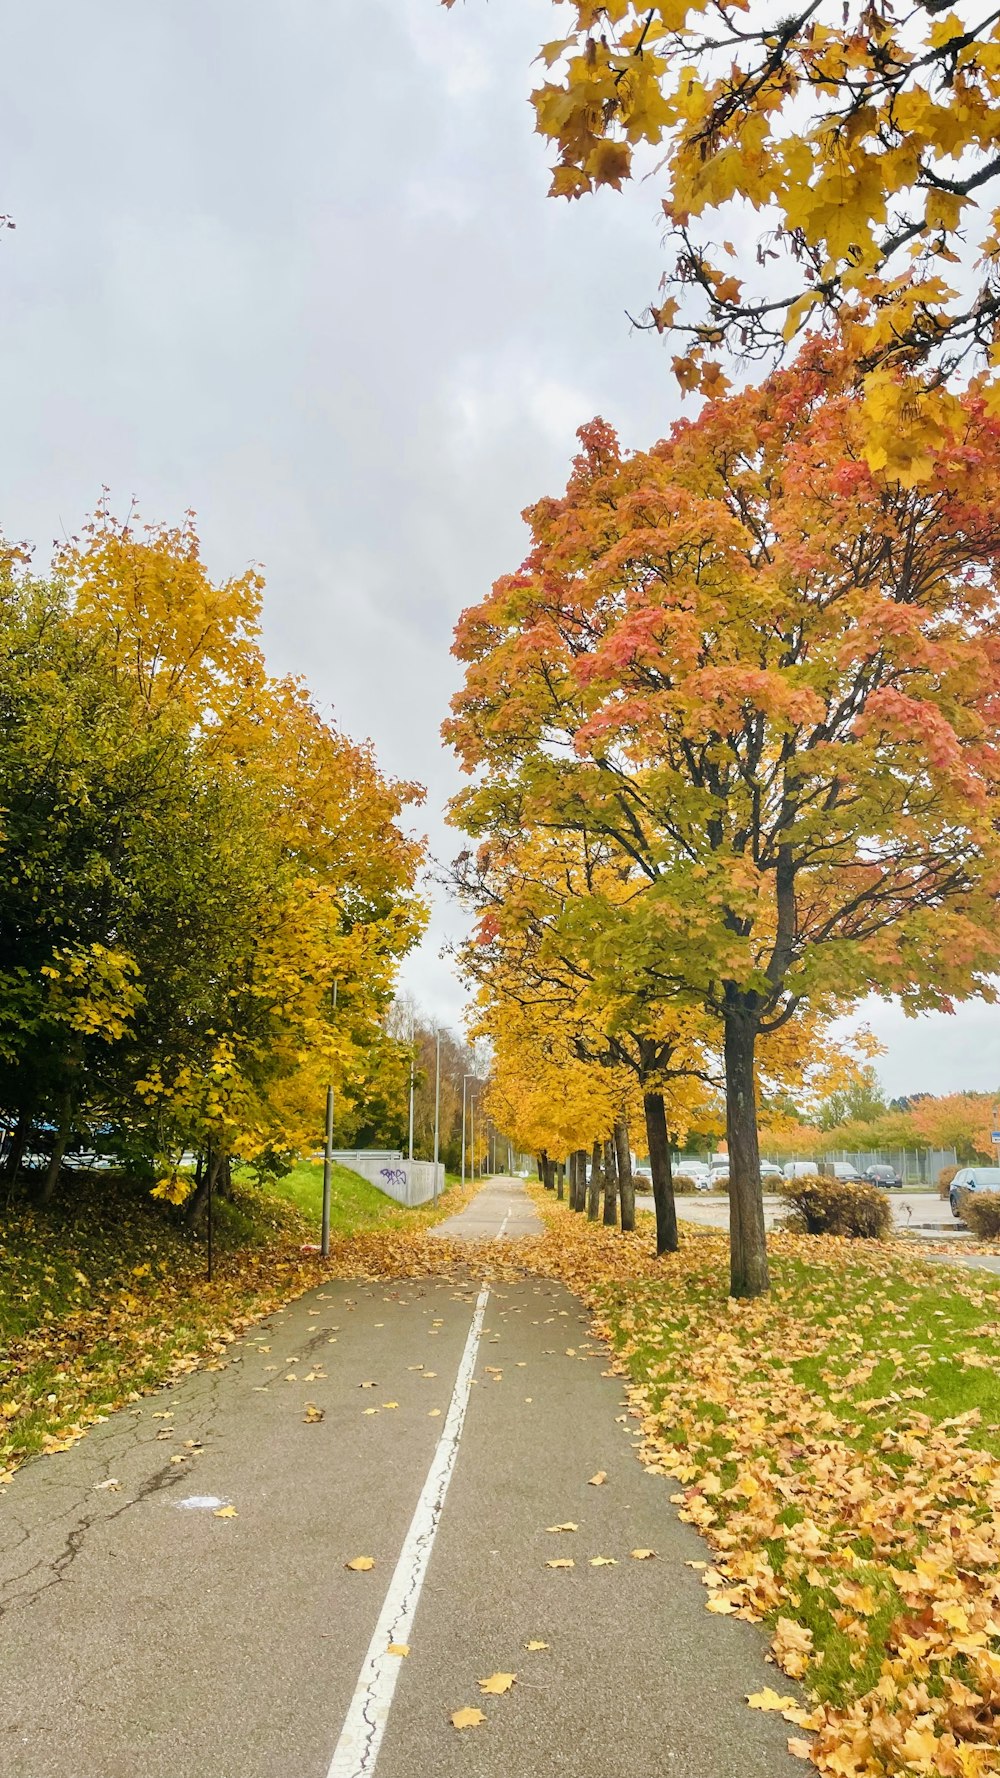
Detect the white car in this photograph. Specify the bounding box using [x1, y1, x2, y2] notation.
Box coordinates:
[759, 1161, 784, 1182]
[783, 1160, 819, 1180]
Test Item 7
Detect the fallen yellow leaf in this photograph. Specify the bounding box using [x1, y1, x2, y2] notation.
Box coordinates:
[450, 1707, 485, 1730]
[787, 1739, 812, 1761]
[524, 1639, 549, 1650]
[479, 1672, 516, 1695]
[747, 1689, 798, 1712]
[303, 1403, 324, 1423]
[545, 1558, 575, 1569]
[213, 1505, 237, 1519]
[590, 1556, 617, 1566]
[346, 1556, 375, 1572]
[630, 1548, 655, 1560]
[546, 1522, 578, 1533]
[387, 1643, 410, 1657]
[588, 1470, 607, 1486]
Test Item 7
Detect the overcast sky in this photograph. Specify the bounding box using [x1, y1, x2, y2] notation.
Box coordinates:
[1, 0, 997, 1099]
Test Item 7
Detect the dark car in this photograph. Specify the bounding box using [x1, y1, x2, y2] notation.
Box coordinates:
[949, 1166, 1000, 1219]
[865, 1164, 901, 1189]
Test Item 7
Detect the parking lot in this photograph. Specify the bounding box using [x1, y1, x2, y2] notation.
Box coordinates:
[635, 1187, 960, 1235]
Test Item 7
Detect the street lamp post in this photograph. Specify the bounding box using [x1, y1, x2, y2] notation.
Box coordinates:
[321, 980, 339, 1260]
[461, 1071, 477, 1189]
[432, 1029, 441, 1206]
[407, 1011, 415, 1162]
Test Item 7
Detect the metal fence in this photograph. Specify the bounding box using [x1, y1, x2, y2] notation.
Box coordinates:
[786, 1147, 957, 1184]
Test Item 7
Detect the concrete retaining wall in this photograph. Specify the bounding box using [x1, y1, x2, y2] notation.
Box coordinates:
[339, 1152, 445, 1208]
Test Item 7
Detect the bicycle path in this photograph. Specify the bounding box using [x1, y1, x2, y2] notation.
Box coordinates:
[0, 1179, 803, 1778]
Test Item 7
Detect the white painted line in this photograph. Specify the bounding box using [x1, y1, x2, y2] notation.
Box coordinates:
[326, 1282, 490, 1778]
[496, 1209, 511, 1240]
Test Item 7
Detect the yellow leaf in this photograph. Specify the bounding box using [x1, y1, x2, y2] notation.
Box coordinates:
[478, 1672, 516, 1695]
[747, 1689, 798, 1712]
[303, 1402, 324, 1423]
[786, 1740, 813, 1761]
[387, 1643, 410, 1657]
[524, 1639, 549, 1651]
[630, 1548, 655, 1560]
[450, 1707, 486, 1730]
[213, 1505, 237, 1519]
[588, 1470, 607, 1486]
[590, 1556, 618, 1566]
[545, 1558, 575, 1569]
[546, 1521, 578, 1532]
[345, 1556, 375, 1572]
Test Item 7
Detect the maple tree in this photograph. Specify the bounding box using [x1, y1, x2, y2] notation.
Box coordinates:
[447, 350, 1000, 1296]
[0, 505, 425, 1202]
[446, 0, 1000, 478]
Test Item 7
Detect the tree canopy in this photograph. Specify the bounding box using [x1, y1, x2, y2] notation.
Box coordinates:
[447, 350, 1000, 1292]
[445, 0, 1000, 477]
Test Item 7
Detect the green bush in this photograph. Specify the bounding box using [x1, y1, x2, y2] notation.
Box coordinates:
[779, 1177, 891, 1239]
[673, 1172, 698, 1194]
[958, 1192, 1000, 1239]
[938, 1164, 959, 1200]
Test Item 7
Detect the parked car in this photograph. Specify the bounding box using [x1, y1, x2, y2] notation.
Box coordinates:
[865, 1164, 901, 1189]
[949, 1166, 1000, 1219]
[783, 1160, 819, 1180]
[759, 1161, 784, 1183]
[828, 1161, 862, 1183]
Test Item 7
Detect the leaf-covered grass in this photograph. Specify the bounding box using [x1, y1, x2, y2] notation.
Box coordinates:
[0, 1162, 472, 1480]
[522, 1200, 1000, 1774]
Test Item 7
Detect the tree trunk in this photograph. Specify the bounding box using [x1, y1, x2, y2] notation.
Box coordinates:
[587, 1140, 602, 1221]
[724, 1003, 769, 1298]
[602, 1137, 618, 1226]
[615, 1119, 635, 1233]
[3, 1105, 33, 1182]
[185, 1148, 223, 1226]
[556, 1160, 565, 1201]
[535, 1155, 544, 1183]
[37, 1088, 73, 1207]
[570, 1149, 586, 1212]
[541, 1149, 555, 1190]
[643, 1091, 678, 1255]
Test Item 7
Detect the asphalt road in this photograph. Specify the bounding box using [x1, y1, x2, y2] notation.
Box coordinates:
[0, 1181, 803, 1778]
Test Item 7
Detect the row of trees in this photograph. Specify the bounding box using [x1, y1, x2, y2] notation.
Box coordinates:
[447, 353, 1000, 1296]
[0, 506, 425, 1209]
[763, 1079, 1000, 1171]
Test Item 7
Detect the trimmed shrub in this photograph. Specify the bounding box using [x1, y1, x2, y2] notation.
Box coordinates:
[779, 1178, 892, 1239]
[938, 1165, 959, 1199]
[710, 1173, 730, 1193]
[673, 1172, 698, 1194]
[959, 1192, 1000, 1239]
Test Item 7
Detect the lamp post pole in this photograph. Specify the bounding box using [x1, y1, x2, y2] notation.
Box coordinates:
[432, 1030, 441, 1205]
[407, 1011, 415, 1162]
[470, 1094, 476, 1183]
[461, 1071, 477, 1190]
[321, 981, 338, 1260]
